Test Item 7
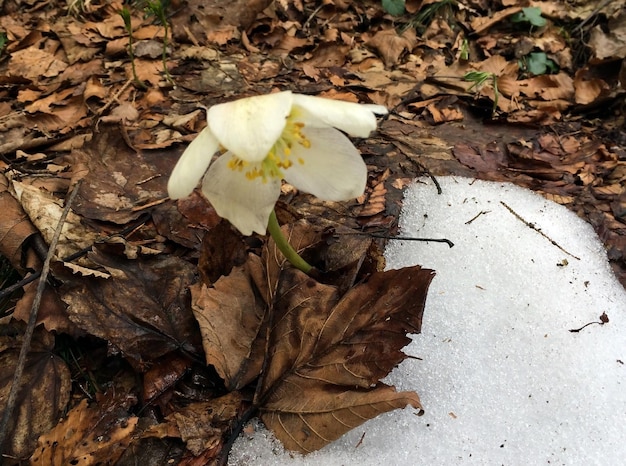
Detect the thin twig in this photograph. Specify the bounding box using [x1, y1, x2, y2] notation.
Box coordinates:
[571, 0, 613, 33]
[465, 210, 490, 225]
[336, 231, 454, 248]
[0, 180, 82, 460]
[500, 201, 580, 260]
[370, 233, 454, 247]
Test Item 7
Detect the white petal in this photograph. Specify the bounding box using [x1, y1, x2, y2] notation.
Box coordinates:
[283, 127, 367, 201]
[207, 91, 293, 163]
[168, 127, 219, 199]
[291, 94, 388, 138]
[201, 154, 281, 235]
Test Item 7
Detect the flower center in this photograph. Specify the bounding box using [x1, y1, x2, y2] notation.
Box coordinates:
[226, 118, 311, 182]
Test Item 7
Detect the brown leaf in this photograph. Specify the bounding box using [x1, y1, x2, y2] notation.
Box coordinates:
[189, 217, 433, 453]
[167, 391, 244, 456]
[262, 381, 421, 453]
[142, 353, 192, 403]
[61, 251, 201, 369]
[0, 173, 37, 272]
[258, 264, 434, 453]
[366, 28, 417, 67]
[0, 327, 71, 459]
[13, 250, 74, 333]
[191, 260, 267, 391]
[71, 127, 169, 225]
[31, 393, 138, 465]
[198, 220, 248, 285]
[453, 142, 505, 172]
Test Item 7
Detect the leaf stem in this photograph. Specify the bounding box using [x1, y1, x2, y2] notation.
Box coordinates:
[267, 210, 312, 274]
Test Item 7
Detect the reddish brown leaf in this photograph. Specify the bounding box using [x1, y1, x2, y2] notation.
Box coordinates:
[258, 265, 434, 452]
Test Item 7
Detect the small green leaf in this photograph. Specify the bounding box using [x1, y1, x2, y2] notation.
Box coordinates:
[382, 0, 405, 16]
[511, 7, 546, 28]
[523, 52, 558, 75]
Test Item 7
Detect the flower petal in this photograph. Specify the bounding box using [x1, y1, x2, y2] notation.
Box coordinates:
[201, 154, 281, 235]
[291, 94, 387, 138]
[283, 127, 367, 201]
[168, 127, 219, 199]
[207, 91, 293, 163]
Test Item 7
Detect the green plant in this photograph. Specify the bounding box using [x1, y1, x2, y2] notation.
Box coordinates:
[463, 71, 500, 115]
[511, 7, 547, 28]
[119, 8, 147, 89]
[144, 0, 174, 84]
[382, 0, 405, 16]
[459, 38, 469, 60]
[407, 0, 458, 33]
[519, 52, 558, 76]
[0, 31, 7, 57]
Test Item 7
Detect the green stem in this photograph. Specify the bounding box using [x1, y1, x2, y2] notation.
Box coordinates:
[267, 210, 312, 274]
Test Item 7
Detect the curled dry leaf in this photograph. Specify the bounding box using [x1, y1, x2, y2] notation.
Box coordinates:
[191, 219, 434, 453]
[366, 28, 417, 67]
[167, 391, 245, 456]
[0, 328, 71, 460]
[9, 180, 102, 273]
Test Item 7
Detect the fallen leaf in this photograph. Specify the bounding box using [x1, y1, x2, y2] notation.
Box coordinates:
[168, 391, 244, 456]
[190, 217, 433, 453]
[259, 265, 434, 452]
[30, 393, 138, 465]
[366, 28, 417, 67]
[10, 180, 100, 265]
[61, 251, 202, 369]
[0, 173, 37, 272]
[191, 260, 267, 391]
[0, 327, 71, 460]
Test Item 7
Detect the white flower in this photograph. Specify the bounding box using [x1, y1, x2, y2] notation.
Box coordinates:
[167, 91, 387, 235]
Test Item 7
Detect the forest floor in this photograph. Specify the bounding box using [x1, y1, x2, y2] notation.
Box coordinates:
[0, 0, 625, 464]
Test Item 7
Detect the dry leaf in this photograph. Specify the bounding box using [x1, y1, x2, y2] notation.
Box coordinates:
[366, 28, 417, 67]
[258, 265, 434, 452]
[61, 251, 202, 369]
[0, 173, 37, 272]
[168, 391, 244, 456]
[0, 328, 71, 460]
[10, 180, 100, 263]
[30, 393, 138, 465]
[191, 260, 267, 391]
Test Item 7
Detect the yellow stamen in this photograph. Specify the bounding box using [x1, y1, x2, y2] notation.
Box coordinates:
[226, 114, 312, 182]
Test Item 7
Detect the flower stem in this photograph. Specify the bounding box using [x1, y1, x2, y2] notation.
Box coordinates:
[267, 210, 312, 274]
